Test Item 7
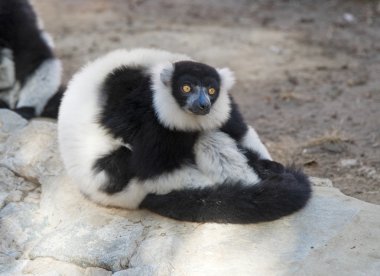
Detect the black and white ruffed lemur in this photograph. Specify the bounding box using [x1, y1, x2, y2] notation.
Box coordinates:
[58, 48, 311, 224]
[0, 0, 63, 119]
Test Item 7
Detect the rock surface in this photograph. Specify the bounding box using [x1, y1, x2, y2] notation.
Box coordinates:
[0, 109, 379, 275]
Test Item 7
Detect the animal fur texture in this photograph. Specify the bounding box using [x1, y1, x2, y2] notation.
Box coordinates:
[0, 0, 62, 119]
[58, 48, 311, 223]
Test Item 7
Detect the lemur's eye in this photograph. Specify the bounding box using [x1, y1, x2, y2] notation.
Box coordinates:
[208, 87, 216, 95]
[182, 84, 191, 93]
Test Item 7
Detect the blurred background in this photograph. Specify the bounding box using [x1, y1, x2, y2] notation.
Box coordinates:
[33, 0, 380, 204]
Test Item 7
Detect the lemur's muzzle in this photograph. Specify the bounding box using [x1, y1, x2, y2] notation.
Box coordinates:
[187, 87, 211, 115]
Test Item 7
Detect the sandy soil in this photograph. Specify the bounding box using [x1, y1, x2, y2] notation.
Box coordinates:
[32, 0, 380, 204]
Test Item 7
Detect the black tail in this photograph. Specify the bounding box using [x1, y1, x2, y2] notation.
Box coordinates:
[139, 167, 311, 224]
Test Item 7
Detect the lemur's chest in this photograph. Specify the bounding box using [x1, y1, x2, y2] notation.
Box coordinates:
[131, 125, 199, 180]
[194, 131, 261, 185]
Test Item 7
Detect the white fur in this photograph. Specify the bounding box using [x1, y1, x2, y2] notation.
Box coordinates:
[241, 126, 272, 160]
[217, 67, 235, 91]
[0, 48, 20, 108]
[78, 129, 265, 209]
[16, 58, 62, 114]
[69, 130, 263, 210]
[0, 48, 15, 90]
[81, 165, 215, 209]
[0, 82, 21, 109]
[152, 63, 233, 131]
[195, 131, 260, 185]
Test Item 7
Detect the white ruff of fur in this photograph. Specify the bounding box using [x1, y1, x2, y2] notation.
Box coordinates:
[195, 131, 261, 186]
[151, 64, 235, 131]
[16, 58, 62, 115]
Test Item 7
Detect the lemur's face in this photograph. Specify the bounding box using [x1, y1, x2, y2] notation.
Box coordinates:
[170, 61, 221, 115]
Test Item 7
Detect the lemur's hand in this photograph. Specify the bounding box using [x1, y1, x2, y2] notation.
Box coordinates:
[255, 159, 285, 179]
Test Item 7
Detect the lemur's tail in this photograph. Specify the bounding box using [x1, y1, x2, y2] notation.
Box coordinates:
[139, 167, 311, 224]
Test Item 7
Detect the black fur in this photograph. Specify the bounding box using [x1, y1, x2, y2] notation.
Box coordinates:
[171, 61, 221, 108]
[220, 96, 248, 141]
[0, 0, 54, 86]
[140, 166, 311, 224]
[93, 146, 135, 194]
[0, 99, 9, 108]
[99, 66, 199, 182]
[13, 106, 35, 120]
[40, 85, 66, 119]
[0, 0, 62, 119]
[239, 146, 285, 179]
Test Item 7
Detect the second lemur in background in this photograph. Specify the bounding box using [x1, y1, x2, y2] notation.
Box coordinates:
[0, 0, 63, 119]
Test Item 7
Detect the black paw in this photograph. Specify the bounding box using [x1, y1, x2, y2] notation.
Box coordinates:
[255, 160, 285, 179]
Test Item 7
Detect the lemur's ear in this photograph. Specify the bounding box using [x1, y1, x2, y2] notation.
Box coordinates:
[160, 63, 174, 87]
[217, 67, 235, 91]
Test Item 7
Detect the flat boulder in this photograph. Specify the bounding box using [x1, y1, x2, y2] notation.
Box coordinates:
[0, 110, 379, 275]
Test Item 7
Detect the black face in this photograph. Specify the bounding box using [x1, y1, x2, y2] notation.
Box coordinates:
[171, 61, 221, 115]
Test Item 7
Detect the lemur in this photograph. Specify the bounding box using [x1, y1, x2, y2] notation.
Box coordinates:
[0, 0, 62, 119]
[58, 48, 311, 224]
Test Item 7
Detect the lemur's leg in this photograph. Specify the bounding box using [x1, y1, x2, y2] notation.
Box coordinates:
[220, 97, 272, 160]
[240, 126, 272, 160]
[85, 144, 215, 210]
[93, 146, 135, 194]
[219, 97, 284, 179]
[16, 58, 61, 116]
[77, 144, 147, 209]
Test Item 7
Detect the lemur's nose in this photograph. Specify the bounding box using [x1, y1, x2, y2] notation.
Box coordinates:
[199, 102, 209, 110]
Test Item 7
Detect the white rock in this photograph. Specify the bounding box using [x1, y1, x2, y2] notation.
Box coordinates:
[0, 119, 63, 183]
[0, 202, 45, 265]
[0, 110, 27, 146]
[0, 167, 38, 208]
[22, 258, 85, 276]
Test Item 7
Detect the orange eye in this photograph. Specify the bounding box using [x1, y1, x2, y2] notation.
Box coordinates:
[208, 87, 216, 95]
[182, 84, 191, 93]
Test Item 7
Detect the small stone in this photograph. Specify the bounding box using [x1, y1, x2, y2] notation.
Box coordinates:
[339, 159, 358, 168]
[310, 177, 333, 187]
[269, 45, 283, 54]
[343, 13, 356, 23]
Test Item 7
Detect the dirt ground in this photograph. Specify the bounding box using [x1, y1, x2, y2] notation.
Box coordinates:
[32, 0, 380, 204]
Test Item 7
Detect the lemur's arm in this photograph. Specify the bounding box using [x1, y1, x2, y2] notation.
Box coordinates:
[93, 146, 135, 194]
[220, 98, 283, 179]
[220, 97, 272, 160]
